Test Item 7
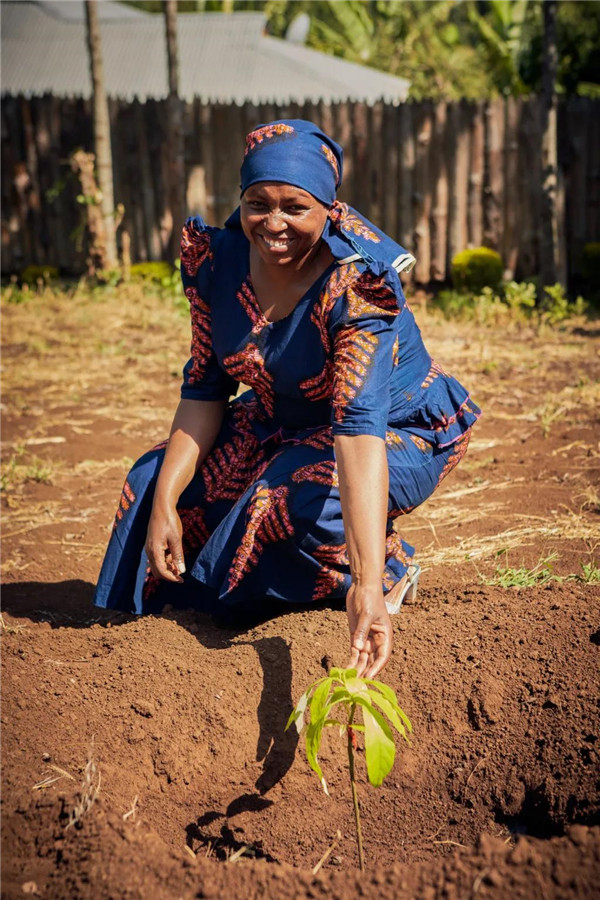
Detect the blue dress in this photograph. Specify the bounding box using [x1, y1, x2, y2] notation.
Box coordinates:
[94, 208, 480, 621]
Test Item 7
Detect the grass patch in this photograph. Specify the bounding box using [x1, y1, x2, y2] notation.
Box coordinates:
[480, 551, 563, 587]
[1, 449, 57, 493]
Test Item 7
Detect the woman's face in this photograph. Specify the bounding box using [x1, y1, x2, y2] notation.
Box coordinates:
[240, 182, 329, 270]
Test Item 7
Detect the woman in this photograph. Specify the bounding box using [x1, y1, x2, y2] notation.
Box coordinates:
[94, 120, 480, 679]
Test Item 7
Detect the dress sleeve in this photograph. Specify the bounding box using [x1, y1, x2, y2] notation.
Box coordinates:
[329, 264, 403, 439]
[179, 217, 239, 402]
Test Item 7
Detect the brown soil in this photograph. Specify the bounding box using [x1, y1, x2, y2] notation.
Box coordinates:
[2, 286, 600, 899]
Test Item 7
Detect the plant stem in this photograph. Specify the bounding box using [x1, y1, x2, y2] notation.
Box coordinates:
[347, 705, 365, 871]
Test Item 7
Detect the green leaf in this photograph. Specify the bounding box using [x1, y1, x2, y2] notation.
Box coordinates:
[305, 716, 328, 795]
[366, 689, 411, 741]
[309, 677, 334, 725]
[363, 680, 413, 734]
[285, 686, 311, 734]
[355, 699, 396, 787]
[329, 666, 354, 683]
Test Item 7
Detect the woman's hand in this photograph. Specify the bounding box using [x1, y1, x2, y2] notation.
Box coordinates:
[144, 398, 227, 582]
[346, 582, 393, 679]
[145, 504, 185, 582]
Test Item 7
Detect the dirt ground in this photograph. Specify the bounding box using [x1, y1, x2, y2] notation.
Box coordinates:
[1, 284, 599, 900]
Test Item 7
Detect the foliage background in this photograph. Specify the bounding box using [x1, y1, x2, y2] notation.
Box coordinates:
[121, 0, 600, 101]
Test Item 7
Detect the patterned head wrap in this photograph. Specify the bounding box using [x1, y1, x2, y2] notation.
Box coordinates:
[240, 119, 343, 206]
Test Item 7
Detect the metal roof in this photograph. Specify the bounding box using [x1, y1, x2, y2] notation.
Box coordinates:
[1, 1, 410, 104]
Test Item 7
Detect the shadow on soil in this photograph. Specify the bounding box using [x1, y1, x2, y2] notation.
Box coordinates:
[2, 580, 300, 812]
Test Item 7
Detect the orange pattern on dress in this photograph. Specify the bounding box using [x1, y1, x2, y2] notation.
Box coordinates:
[223, 342, 275, 417]
[328, 201, 381, 243]
[113, 479, 136, 529]
[227, 486, 294, 592]
[385, 431, 405, 448]
[291, 460, 338, 488]
[313, 538, 349, 600]
[202, 433, 266, 503]
[186, 286, 213, 383]
[299, 264, 363, 403]
[420, 360, 446, 390]
[437, 431, 471, 485]
[298, 428, 335, 450]
[232, 394, 265, 430]
[392, 335, 399, 366]
[385, 532, 411, 568]
[244, 123, 295, 155]
[321, 144, 339, 182]
[178, 506, 211, 555]
[388, 506, 415, 519]
[345, 271, 399, 320]
[314, 543, 349, 567]
[298, 359, 334, 401]
[410, 434, 430, 453]
[236, 278, 265, 333]
[332, 328, 379, 423]
[180, 220, 213, 277]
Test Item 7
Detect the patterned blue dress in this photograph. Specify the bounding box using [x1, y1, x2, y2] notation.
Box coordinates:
[94, 206, 480, 622]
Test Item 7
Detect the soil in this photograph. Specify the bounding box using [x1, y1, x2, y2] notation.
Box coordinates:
[1, 285, 599, 899]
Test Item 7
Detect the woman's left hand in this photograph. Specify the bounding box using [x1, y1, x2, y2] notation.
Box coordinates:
[346, 582, 393, 679]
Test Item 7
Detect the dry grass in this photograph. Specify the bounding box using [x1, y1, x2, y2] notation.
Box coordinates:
[66, 741, 101, 830]
[33, 764, 75, 791]
[418, 510, 600, 569]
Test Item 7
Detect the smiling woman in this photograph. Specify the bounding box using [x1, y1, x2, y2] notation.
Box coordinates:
[93, 119, 481, 679]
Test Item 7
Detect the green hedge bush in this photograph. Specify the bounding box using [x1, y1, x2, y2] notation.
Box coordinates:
[20, 265, 60, 285]
[130, 262, 175, 283]
[451, 247, 503, 292]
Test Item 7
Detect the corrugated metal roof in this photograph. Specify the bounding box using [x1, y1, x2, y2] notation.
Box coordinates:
[1, 1, 410, 104]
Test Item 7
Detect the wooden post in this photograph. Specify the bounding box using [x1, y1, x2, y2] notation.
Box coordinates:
[368, 102, 383, 228]
[84, 0, 117, 267]
[447, 101, 469, 273]
[164, 0, 187, 259]
[503, 97, 520, 280]
[539, 0, 562, 286]
[413, 102, 432, 283]
[467, 101, 484, 249]
[483, 100, 504, 253]
[397, 103, 415, 261]
[430, 101, 448, 282]
[334, 102, 353, 205]
[352, 102, 369, 214]
[381, 103, 399, 239]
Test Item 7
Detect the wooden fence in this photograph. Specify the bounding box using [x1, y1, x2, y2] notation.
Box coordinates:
[2, 94, 598, 284]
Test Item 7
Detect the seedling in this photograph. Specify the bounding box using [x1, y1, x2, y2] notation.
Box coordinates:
[286, 667, 411, 871]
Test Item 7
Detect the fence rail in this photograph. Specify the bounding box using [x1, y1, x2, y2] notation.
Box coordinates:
[2, 94, 598, 284]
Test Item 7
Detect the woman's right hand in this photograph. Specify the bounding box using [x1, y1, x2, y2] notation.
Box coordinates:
[145, 504, 185, 582]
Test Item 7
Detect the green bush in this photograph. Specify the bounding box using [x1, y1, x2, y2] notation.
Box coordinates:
[20, 265, 60, 285]
[582, 243, 600, 287]
[451, 247, 503, 292]
[130, 262, 175, 283]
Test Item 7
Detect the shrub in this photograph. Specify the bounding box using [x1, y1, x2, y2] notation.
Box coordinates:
[582, 243, 600, 287]
[451, 247, 503, 292]
[20, 265, 60, 285]
[130, 262, 175, 283]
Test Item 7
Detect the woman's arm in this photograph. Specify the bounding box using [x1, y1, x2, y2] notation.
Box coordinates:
[145, 398, 226, 582]
[334, 433, 393, 678]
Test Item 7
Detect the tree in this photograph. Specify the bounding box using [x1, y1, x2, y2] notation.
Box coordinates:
[84, 0, 117, 268]
[164, 0, 187, 260]
[539, 0, 563, 286]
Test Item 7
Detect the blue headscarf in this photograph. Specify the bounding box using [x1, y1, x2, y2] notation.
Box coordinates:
[232, 118, 416, 275]
[240, 119, 342, 206]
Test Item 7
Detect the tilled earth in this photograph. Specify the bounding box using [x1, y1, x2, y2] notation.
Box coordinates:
[1, 285, 599, 899]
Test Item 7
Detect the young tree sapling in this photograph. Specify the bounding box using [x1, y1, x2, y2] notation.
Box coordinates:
[286, 666, 412, 871]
